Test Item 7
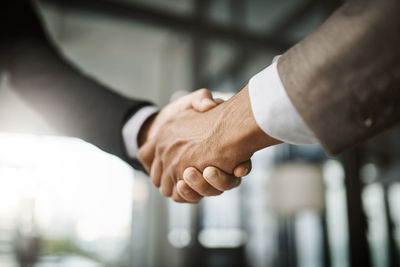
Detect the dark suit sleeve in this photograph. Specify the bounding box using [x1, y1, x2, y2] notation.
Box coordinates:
[277, 0, 400, 154]
[0, 0, 151, 170]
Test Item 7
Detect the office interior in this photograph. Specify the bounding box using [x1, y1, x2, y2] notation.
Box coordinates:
[0, 0, 399, 267]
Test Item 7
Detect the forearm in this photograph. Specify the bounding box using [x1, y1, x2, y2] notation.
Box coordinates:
[278, 0, 400, 153]
[7, 42, 150, 160]
[1, 1, 152, 165]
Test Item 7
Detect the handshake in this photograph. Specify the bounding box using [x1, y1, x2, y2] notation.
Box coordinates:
[3, 0, 397, 206]
[136, 86, 281, 203]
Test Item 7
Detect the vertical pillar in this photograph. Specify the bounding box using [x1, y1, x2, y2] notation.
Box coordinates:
[342, 148, 371, 267]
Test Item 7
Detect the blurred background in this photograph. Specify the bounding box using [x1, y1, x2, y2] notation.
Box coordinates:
[0, 0, 399, 267]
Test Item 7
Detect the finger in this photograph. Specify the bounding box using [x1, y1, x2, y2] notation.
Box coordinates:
[171, 185, 187, 203]
[150, 157, 162, 188]
[137, 139, 156, 173]
[176, 180, 203, 203]
[160, 174, 174, 197]
[183, 167, 222, 197]
[203, 166, 241, 192]
[233, 160, 252, 177]
[191, 88, 217, 112]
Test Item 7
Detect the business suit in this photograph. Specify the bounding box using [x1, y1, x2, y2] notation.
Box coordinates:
[278, 0, 400, 154]
[2, 0, 399, 168]
[0, 0, 151, 170]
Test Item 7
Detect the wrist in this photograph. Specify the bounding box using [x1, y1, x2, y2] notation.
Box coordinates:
[138, 113, 157, 148]
[218, 85, 281, 154]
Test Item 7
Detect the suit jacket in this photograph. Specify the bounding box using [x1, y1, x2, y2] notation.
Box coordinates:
[0, 0, 150, 170]
[278, 0, 400, 154]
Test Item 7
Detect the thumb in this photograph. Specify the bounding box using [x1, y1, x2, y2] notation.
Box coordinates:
[233, 160, 252, 177]
[191, 88, 217, 112]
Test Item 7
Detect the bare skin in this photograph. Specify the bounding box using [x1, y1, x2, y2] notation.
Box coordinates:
[137, 88, 253, 203]
[139, 86, 281, 202]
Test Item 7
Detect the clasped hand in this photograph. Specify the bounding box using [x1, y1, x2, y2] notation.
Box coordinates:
[137, 89, 253, 203]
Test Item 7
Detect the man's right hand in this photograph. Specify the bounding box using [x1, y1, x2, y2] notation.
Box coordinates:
[137, 88, 253, 203]
[139, 86, 281, 203]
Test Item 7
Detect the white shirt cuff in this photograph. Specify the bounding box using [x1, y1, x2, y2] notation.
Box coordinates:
[122, 106, 159, 158]
[248, 59, 318, 145]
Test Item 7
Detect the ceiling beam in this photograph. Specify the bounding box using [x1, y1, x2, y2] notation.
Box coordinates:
[41, 0, 292, 52]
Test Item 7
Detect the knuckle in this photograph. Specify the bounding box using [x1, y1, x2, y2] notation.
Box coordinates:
[137, 150, 148, 164]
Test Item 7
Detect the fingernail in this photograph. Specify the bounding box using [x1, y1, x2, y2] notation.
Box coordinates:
[204, 167, 218, 181]
[184, 168, 199, 185]
[201, 98, 215, 108]
[242, 168, 249, 176]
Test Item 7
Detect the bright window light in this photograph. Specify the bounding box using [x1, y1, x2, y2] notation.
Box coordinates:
[0, 132, 134, 265]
